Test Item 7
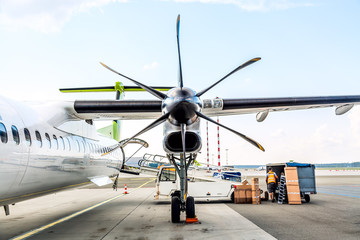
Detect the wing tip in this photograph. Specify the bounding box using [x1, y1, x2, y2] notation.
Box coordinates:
[259, 145, 265, 152]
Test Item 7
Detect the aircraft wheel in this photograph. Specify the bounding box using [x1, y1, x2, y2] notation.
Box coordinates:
[171, 196, 181, 223]
[186, 196, 195, 218]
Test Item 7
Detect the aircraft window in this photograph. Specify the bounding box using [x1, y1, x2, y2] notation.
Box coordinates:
[65, 137, 71, 151]
[52, 135, 59, 150]
[45, 133, 51, 148]
[79, 140, 84, 153]
[75, 140, 80, 152]
[59, 136, 65, 150]
[35, 131, 42, 147]
[24, 128, 31, 146]
[11, 125, 20, 145]
[0, 122, 8, 143]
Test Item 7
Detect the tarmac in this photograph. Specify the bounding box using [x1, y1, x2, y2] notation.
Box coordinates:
[1, 172, 359, 240]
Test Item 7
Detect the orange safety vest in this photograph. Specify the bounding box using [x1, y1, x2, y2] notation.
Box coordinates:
[267, 171, 276, 183]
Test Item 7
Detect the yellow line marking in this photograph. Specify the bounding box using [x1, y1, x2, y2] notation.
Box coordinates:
[10, 178, 155, 240]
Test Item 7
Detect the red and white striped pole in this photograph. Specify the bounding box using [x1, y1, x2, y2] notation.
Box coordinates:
[124, 184, 128, 194]
[206, 121, 210, 172]
[217, 116, 221, 173]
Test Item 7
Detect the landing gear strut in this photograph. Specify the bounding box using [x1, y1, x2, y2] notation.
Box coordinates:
[168, 153, 197, 223]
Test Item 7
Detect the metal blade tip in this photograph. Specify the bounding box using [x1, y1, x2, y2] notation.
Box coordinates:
[258, 144, 265, 152]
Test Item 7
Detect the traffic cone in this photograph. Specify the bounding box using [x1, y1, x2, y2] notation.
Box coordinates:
[124, 184, 128, 194]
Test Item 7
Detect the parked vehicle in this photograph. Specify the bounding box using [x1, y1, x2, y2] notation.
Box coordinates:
[155, 166, 236, 202]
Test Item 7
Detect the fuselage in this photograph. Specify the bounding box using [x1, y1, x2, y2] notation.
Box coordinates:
[0, 96, 123, 206]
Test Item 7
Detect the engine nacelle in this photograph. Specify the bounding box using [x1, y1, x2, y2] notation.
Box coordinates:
[163, 131, 202, 154]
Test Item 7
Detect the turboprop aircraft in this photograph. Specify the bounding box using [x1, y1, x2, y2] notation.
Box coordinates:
[2, 15, 360, 223]
[0, 84, 169, 216]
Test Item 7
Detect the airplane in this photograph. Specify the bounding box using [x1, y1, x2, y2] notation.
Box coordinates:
[2, 14, 360, 224]
[0, 84, 170, 216]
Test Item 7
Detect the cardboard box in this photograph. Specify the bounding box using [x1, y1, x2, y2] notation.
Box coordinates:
[245, 189, 252, 203]
[251, 177, 261, 204]
[235, 185, 252, 190]
[252, 190, 260, 204]
[234, 189, 247, 204]
[241, 179, 249, 185]
[251, 178, 260, 191]
[286, 185, 301, 204]
[285, 167, 299, 186]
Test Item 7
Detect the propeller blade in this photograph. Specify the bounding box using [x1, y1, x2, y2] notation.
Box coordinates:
[102, 112, 170, 156]
[196, 111, 265, 152]
[196, 57, 261, 97]
[176, 14, 183, 88]
[181, 123, 186, 160]
[100, 62, 167, 100]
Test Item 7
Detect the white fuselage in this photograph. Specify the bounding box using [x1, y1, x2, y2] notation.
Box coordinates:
[0, 96, 123, 206]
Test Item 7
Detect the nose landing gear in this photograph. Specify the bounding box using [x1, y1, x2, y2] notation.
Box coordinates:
[171, 195, 196, 223]
[168, 154, 198, 223]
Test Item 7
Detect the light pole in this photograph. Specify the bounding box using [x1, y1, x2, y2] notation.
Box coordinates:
[226, 149, 229, 166]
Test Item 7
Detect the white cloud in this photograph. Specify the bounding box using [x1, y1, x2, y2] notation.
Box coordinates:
[271, 128, 285, 137]
[0, 0, 127, 33]
[143, 61, 159, 70]
[173, 0, 313, 11]
[347, 106, 360, 147]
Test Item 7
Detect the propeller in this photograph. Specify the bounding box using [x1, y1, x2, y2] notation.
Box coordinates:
[181, 123, 186, 159]
[100, 15, 265, 157]
[176, 15, 183, 89]
[196, 57, 261, 97]
[100, 62, 167, 100]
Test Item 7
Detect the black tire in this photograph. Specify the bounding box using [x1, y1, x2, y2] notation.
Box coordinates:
[304, 194, 310, 203]
[231, 192, 235, 203]
[171, 196, 181, 223]
[172, 191, 181, 198]
[264, 191, 269, 201]
[186, 196, 195, 218]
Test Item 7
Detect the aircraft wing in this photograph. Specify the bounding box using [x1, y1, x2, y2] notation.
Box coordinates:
[202, 95, 360, 119]
[71, 95, 360, 120]
[72, 100, 162, 120]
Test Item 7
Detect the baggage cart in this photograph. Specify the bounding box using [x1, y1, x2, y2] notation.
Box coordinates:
[266, 162, 316, 202]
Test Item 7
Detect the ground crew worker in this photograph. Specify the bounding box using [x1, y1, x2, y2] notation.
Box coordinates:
[266, 167, 278, 202]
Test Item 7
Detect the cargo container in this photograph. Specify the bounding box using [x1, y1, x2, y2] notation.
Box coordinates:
[266, 162, 316, 202]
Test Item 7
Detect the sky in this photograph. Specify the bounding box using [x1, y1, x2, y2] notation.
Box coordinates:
[1, 0, 360, 165]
